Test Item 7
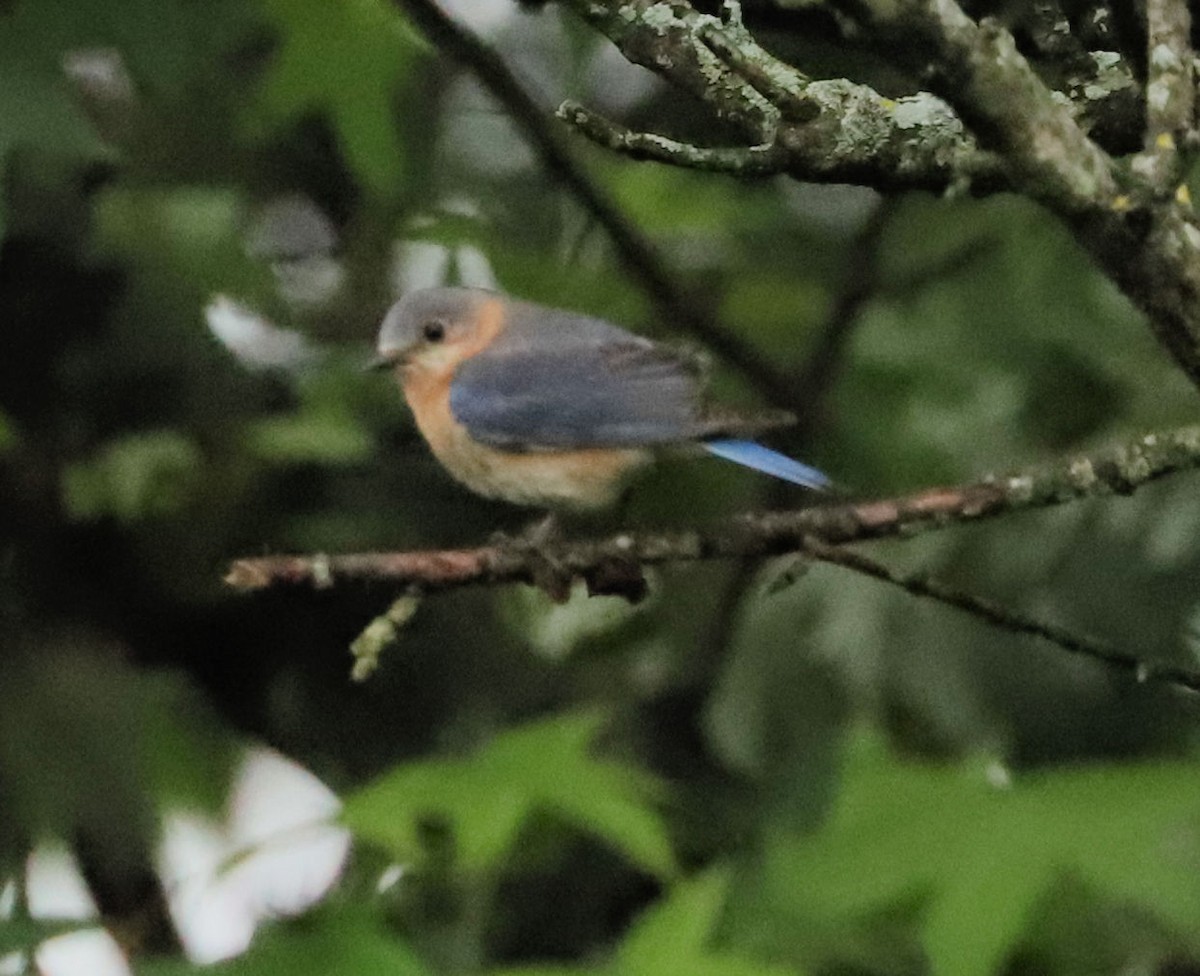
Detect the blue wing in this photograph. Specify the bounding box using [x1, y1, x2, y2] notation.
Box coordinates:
[702, 439, 830, 490]
[450, 342, 708, 449]
[451, 340, 829, 489]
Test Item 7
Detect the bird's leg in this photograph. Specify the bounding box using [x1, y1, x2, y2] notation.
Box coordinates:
[579, 490, 649, 603]
[490, 512, 572, 602]
[488, 511, 560, 548]
[521, 511, 561, 548]
[612, 487, 635, 525]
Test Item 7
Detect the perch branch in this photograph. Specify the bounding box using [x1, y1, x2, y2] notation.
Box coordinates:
[227, 426, 1200, 595]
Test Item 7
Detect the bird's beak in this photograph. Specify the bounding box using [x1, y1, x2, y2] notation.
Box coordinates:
[364, 351, 402, 372]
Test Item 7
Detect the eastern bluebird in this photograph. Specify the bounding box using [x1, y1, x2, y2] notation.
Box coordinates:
[372, 287, 829, 511]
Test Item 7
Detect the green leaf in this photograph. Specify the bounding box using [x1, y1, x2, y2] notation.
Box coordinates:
[764, 729, 1200, 976]
[345, 711, 676, 877]
[0, 2, 107, 246]
[253, 0, 426, 199]
[619, 868, 803, 976]
[0, 7, 105, 156]
[490, 870, 804, 976]
[0, 0, 256, 244]
[139, 672, 240, 812]
[245, 412, 374, 465]
[92, 187, 274, 301]
[490, 969, 587, 976]
[0, 656, 164, 868]
[604, 160, 785, 238]
[623, 869, 732, 965]
[62, 430, 203, 523]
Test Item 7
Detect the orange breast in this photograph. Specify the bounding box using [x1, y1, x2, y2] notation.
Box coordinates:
[400, 314, 648, 510]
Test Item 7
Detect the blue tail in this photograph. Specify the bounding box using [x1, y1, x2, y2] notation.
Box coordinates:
[702, 439, 830, 491]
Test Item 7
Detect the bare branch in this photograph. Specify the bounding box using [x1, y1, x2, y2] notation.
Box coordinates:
[748, 0, 1146, 156]
[789, 206, 998, 439]
[350, 590, 422, 681]
[227, 426, 1200, 595]
[559, 91, 1004, 193]
[790, 197, 896, 441]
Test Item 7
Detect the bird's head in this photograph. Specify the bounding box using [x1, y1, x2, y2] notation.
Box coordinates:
[371, 287, 502, 375]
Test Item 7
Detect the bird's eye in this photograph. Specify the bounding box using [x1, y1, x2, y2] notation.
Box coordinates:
[422, 321, 446, 342]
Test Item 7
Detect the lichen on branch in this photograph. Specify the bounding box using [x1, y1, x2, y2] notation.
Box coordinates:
[557, 0, 1005, 192]
[553, 0, 1200, 392]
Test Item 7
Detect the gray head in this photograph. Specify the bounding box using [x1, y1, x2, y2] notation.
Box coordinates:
[374, 287, 497, 368]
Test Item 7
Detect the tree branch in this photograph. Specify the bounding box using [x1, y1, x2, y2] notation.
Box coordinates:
[863, 0, 1200, 390]
[851, 1, 1200, 392]
[554, 0, 1200, 392]
[556, 0, 1006, 193]
[789, 197, 896, 441]
[227, 426, 1200, 595]
[862, 0, 1119, 213]
[1135, 0, 1196, 188]
[745, 0, 1146, 155]
[787, 199, 997, 443]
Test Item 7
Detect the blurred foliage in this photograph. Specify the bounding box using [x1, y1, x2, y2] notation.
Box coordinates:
[756, 730, 1200, 976]
[494, 866, 800, 976]
[2, 1, 1200, 975]
[251, 0, 426, 201]
[346, 711, 675, 877]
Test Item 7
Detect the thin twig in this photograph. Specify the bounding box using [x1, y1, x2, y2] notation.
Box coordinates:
[789, 197, 895, 441]
[798, 538, 1199, 694]
[881, 234, 998, 297]
[560, 93, 1004, 192]
[788, 202, 996, 442]
[557, 102, 789, 177]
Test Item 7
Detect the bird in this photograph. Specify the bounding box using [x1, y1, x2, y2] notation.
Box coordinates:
[371, 287, 830, 512]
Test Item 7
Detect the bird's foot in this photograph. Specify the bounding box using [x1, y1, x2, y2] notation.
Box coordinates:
[490, 514, 573, 602]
